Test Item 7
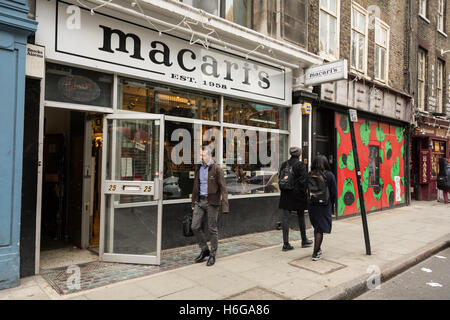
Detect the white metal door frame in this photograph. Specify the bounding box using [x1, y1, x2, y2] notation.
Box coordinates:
[99, 113, 164, 265]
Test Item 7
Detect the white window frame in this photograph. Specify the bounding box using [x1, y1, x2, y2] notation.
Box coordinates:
[319, 0, 340, 61]
[417, 49, 427, 111]
[350, 2, 368, 75]
[419, 0, 427, 19]
[437, 59, 444, 113]
[437, 0, 445, 33]
[374, 18, 390, 83]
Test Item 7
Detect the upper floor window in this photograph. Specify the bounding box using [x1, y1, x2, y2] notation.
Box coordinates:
[419, 0, 427, 18]
[417, 48, 427, 111]
[350, 3, 367, 73]
[179, 0, 252, 29]
[221, 0, 253, 29]
[281, 0, 308, 47]
[374, 19, 389, 82]
[179, 0, 219, 15]
[437, 59, 445, 113]
[438, 0, 445, 33]
[320, 0, 339, 59]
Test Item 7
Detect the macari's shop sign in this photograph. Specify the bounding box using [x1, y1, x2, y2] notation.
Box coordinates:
[35, 0, 292, 106]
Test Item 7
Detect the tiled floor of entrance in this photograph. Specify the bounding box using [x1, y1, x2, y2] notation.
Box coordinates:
[41, 229, 305, 295]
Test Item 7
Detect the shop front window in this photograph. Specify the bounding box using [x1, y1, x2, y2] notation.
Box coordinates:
[222, 128, 287, 196]
[45, 63, 113, 107]
[431, 140, 446, 177]
[118, 78, 219, 121]
[164, 121, 219, 200]
[223, 98, 288, 130]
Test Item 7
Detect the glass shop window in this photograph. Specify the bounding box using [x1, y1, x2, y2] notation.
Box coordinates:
[368, 145, 380, 186]
[118, 78, 219, 121]
[222, 128, 288, 196]
[45, 63, 113, 107]
[164, 121, 219, 200]
[431, 140, 446, 177]
[223, 98, 288, 130]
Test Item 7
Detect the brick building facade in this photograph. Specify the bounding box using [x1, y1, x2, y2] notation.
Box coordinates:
[408, 0, 450, 201]
[297, 0, 413, 217]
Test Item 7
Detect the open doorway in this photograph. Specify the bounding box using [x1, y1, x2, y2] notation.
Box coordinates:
[39, 108, 103, 270]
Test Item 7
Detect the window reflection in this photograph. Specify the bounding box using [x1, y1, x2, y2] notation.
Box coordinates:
[119, 78, 219, 121]
[164, 121, 219, 200]
[222, 128, 287, 195]
[223, 98, 288, 130]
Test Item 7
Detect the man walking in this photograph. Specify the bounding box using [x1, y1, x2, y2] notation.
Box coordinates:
[278, 147, 312, 251]
[191, 147, 229, 266]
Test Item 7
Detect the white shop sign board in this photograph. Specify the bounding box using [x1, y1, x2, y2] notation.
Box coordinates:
[26, 44, 45, 79]
[35, 0, 292, 106]
[305, 59, 348, 86]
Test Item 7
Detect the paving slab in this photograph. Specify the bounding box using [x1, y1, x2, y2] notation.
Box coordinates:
[225, 287, 288, 300]
[160, 285, 225, 300]
[135, 272, 198, 298]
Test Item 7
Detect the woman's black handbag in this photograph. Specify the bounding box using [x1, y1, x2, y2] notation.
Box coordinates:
[182, 214, 194, 237]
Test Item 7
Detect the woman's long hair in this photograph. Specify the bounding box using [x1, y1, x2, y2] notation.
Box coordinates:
[311, 155, 330, 176]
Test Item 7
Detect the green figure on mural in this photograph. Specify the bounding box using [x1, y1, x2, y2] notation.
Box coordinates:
[396, 127, 404, 143]
[376, 126, 385, 143]
[373, 177, 384, 201]
[360, 121, 371, 146]
[338, 178, 356, 216]
[340, 115, 350, 134]
[385, 140, 393, 160]
[391, 156, 400, 182]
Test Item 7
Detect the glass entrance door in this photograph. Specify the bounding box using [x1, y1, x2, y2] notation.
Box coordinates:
[99, 114, 164, 265]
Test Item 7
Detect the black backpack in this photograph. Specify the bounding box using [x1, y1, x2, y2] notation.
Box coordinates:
[279, 162, 295, 190]
[308, 171, 330, 206]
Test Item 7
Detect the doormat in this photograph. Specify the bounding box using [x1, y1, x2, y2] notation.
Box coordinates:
[41, 229, 306, 295]
[289, 257, 346, 275]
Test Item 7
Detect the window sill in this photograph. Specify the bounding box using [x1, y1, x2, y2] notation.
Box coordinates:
[419, 14, 430, 24]
[349, 68, 368, 80]
[438, 30, 448, 38]
[319, 52, 340, 63]
[373, 78, 388, 86]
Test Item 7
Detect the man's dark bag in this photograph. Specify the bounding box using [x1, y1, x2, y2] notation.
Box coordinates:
[307, 172, 330, 206]
[182, 214, 194, 237]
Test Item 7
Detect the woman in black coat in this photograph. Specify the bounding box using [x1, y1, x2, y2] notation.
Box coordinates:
[278, 147, 312, 251]
[307, 155, 337, 261]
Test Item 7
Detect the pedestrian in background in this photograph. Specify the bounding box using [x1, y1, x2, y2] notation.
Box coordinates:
[307, 155, 337, 261]
[191, 146, 229, 266]
[278, 146, 313, 251]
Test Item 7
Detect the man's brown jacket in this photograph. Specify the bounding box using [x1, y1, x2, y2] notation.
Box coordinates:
[191, 163, 229, 213]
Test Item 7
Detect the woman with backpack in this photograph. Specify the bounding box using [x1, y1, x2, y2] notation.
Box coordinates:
[307, 155, 337, 261]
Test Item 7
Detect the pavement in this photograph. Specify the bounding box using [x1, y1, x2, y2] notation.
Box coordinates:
[0, 200, 449, 300]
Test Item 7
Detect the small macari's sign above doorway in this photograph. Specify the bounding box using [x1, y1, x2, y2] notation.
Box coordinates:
[305, 59, 348, 87]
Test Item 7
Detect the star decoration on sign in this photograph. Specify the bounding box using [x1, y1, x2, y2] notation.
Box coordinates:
[183, 14, 215, 50]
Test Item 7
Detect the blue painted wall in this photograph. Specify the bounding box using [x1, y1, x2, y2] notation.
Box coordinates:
[0, 0, 37, 290]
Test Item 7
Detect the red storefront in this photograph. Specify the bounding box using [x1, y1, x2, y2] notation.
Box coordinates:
[411, 116, 450, 201]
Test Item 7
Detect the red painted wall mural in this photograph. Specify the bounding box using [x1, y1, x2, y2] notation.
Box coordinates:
[336, 113, 406, 217]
